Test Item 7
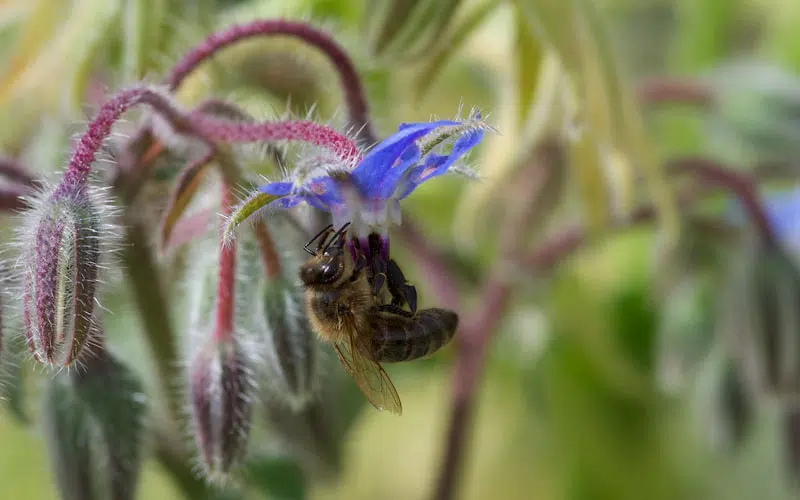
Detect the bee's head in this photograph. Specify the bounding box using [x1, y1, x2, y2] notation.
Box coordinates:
[299, 224, 349, 286]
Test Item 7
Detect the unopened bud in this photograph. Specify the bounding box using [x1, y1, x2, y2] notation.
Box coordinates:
[260, 275, 317, 409]
[183, 231, 260, 482]
[189, 337, 255, 481]
[20, 188, 104, 367]
[42, 345, 146, 500]
[722, 239, 800, 402]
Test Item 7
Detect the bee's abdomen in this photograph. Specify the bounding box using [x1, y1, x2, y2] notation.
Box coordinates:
[370, 308, 458, 363]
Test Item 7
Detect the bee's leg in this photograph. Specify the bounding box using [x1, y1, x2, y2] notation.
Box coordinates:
[404, 284, 418, 315]
[387, 259, 418, 314]
[377, 303, 414, 318]
[371, 256, 387, 297]
[350, 253, 367, 281]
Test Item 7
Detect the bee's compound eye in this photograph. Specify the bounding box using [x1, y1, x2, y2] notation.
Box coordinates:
[320, 262, 339, 282]
[299, 260, 340, 285]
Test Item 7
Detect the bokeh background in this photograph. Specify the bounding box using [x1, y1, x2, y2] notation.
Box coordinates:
[3, 0, 800, 499]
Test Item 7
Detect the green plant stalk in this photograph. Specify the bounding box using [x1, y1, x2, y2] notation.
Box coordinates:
[120, 219, 182, 422]
[120, 218, 211, 498]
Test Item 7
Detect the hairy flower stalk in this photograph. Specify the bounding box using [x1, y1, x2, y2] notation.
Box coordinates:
[188, 184, 256, 482]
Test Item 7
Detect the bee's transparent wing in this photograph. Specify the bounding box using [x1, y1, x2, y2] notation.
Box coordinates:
[333, 337, 402, 415]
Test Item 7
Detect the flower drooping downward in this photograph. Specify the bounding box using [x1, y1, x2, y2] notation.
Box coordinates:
[231, 110, 489, 261]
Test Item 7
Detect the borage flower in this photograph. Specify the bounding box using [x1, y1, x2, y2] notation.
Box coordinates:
[249, 111, 489, 262]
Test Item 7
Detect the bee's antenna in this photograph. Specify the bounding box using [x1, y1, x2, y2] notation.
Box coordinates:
[304, 224, 334, 255]
[323, 223, 351, 253]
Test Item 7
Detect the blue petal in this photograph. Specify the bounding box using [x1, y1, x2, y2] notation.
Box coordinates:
[266, 195, 300, 209]
[257, 181, 293, 196]
[426, 128, 484, 177]
[396, 119, 458, 132]
[350, 120, 459, 198]
[394, 156, 445, 200]
[395, 128, 485, 200]
[759, 190, 800, 240]
[376, 143, 422, 199]
[299, 176, 343, 211]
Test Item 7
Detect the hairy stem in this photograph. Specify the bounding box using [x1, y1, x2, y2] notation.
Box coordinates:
[67, 86, 361, 201]
[213, 185, 237, 342]
[119, 220, 183, 423]
[166, 19, 377, 145]
[120, 219, 212, 498]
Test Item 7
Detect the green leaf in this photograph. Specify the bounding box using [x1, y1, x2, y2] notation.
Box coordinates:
[365, 0, 423, 56]
[515, 0, 679, 243]
[122, 0, 168, 81]
[513, 3, 543, 127]
[670, 0, 737, 71]
[382, 0, 463, 64]
[413, 0, 501, 100]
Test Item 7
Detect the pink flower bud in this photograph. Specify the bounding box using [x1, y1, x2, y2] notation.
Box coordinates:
[189, 337, 255, 482]
[22, 189, 101, 367]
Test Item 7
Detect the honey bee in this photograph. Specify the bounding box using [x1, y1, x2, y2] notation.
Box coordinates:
[299, 223, 458, 415]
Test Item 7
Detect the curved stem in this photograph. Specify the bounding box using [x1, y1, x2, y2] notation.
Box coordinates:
[56, 87, 207, 196]
[166, 19, 377, 146]
[667, 156, 776, 245]
[63, 86, 362, 198]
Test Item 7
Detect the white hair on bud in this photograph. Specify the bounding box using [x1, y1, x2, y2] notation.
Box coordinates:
[5, 176, 122, 369]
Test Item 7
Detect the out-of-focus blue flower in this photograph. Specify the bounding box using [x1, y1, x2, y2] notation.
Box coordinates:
[760, 189, 800, 251]
[256, 113, 488, 255]
[730, 188, 800, 251]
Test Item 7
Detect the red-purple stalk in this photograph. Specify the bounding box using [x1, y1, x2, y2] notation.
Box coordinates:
[213, 185, 237, 342]
[56, 86, 362, 198]
[166, 19, 376, 145]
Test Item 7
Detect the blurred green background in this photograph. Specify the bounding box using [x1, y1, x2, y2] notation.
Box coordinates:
[3, 0, 800, 499]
